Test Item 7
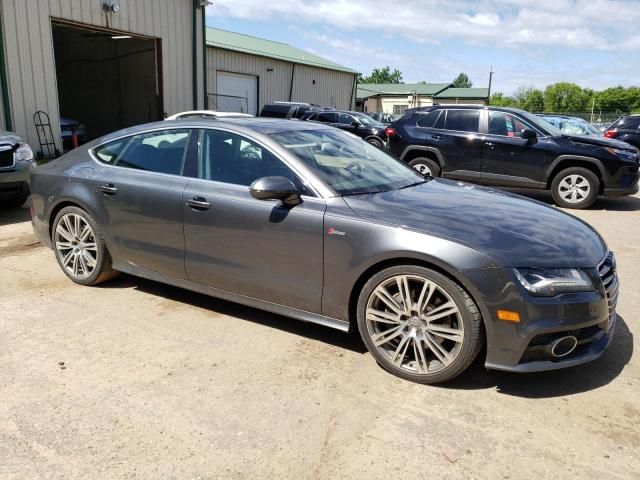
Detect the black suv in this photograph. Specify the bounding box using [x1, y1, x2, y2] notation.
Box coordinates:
[259, 102, 328, 120]
[388, 105, 640, 208]
[302, 110, 388, 149]
[605, 115, 640, 149]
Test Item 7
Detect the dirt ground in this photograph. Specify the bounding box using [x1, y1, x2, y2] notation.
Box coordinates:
[1, 191, 639, 479]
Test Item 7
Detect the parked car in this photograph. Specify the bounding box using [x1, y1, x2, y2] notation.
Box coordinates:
[367, 112, 399, 125]
[30, 118, 618, 384]
[60, 116, 89, 150]
[259, 102, 328, 120]
[387, 105, 640, 209]
[166, 110, 253, 120]
[538, 115, 602, 137]
[302, 110, 388, 149]
[604, 115, 640, 149]
[0, 130, 36, 206]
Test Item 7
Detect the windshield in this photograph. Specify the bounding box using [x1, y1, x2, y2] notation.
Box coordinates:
[520, 111, 564, 137]
[270, 129, 425, 195]
[354, 113, 384, 127]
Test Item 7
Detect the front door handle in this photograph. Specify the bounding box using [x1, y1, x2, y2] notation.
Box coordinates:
[99, 183, 118, 195]
[186, 196, 211, 211]
[432, 135, 444, 140]
[485, 142, 495, 149]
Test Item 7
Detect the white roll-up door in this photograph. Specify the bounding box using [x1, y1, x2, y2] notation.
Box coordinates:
[216, 72, 258, 115]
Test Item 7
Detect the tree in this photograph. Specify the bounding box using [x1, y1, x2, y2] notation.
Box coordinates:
[452, 72, 473, 88]
[543, 82, 590, 113]
[358, 66, 403, 84]
[513, 87, 544, 112]
[489, 92, 515, 107]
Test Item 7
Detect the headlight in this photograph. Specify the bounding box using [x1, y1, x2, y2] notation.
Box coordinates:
[14, 143, 34, 163]
[514, 268, 594, 296]
[606, 147, 637, 160]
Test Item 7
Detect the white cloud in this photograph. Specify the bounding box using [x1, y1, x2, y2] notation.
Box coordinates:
[207, 0, 640, 50]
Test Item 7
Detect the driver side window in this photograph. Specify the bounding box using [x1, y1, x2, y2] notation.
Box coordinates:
[488, 112, 537, 138]
[198, 130, 313, 195]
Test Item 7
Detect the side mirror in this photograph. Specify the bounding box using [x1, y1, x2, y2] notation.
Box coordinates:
[250, 176, 302, 207]
[351, 120, 361, 127]
[521, 129, 537, 143]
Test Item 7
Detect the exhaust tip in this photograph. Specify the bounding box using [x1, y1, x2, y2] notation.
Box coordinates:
[549, 336, 578, 358]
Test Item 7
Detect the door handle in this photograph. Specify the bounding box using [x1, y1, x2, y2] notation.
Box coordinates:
[186, 196, 211, 211]
[99, 183, 118, 195]
[432, 135, 444, 140]
[485, 142, 495, 149]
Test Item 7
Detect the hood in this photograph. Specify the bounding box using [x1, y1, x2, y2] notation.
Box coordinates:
[559, 133, 633, 150]
[0, 130, 21, 145]
[343, 179, 606, 268]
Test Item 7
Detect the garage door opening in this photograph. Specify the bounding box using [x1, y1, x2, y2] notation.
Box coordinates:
[214, 71, 258, 116]
[52, 22, 162, 149]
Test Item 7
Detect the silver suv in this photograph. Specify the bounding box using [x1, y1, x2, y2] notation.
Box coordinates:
[0, 130, 36, 206]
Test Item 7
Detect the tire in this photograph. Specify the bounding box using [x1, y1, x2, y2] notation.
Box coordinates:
[366, 137, 384, 149]
[52, 206, 118, 286]
[357, 265, 483, 384]
[408, 157, 441, 177]
[550, 167, 599, 209]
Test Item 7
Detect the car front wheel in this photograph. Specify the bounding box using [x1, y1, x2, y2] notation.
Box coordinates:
[408, 157, 441, 177]
[551, 167, 599, 209]
[357, 265, 483, 384]
[52, 206, 118, 285]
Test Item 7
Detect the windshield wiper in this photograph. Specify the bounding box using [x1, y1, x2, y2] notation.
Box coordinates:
[397, 180, 427, 190]
[341, 189, 390, 197]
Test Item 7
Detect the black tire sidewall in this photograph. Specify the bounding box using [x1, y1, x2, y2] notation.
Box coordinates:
[408, 157, 441, 177]
[551, 167, 599, 209]
[367, 137, 384, 149]
[356, 265, 482, 384]
[52, 206, 108, 286]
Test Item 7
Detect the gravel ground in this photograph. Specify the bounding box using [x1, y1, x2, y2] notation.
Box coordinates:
[1, 192, 639, 479]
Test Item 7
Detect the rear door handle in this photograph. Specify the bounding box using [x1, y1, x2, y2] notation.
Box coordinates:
[186, 196, 211, 211]
[99, 183, 118, 195]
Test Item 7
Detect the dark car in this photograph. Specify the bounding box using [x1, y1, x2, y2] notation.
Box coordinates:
[367, 112, 399, 125]
[0, 130, 36, 205]
[605, 115, 640, 149]
[387, 105, 640, 209]
[303, 110, 388, 149]
[29, 118, 619, 385]
[259, 102, 327, 120]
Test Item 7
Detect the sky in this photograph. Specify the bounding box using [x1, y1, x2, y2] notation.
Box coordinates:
[205, 0, 640, 95]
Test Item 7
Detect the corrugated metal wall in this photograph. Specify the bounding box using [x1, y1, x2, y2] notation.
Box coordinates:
[0, 0, 203, 153]
[207, 47, 356, 112]
[0, 79, 5, 131]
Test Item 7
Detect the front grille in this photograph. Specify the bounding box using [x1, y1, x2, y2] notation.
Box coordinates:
[0, 144, 16, 169]
[598, 251, 619, 330]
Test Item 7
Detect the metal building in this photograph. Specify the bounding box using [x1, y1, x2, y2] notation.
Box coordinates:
[205, 28, 358, 115]
[0, 0, 206, 157]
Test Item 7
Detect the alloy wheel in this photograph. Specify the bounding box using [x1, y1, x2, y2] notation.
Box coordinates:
[558, 174, 591, 204]
[54, 213, 98, 280]
[365, 274, 465, 374]
[413, 163, 432, 176]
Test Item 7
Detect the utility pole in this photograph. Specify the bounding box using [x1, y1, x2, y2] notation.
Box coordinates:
[487, 66, 495, 104]
[590, 97, 595, 123]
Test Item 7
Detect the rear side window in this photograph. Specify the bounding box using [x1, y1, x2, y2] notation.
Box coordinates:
[615, 117, 640, 129]
[316, 112, 338, 123]
[416, 110, 442, 128]
[94, 129, 191, 175]
[260, 105, 292, 118]
[444, 110, 480, 133]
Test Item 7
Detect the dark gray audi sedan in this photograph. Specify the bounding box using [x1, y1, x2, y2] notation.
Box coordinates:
[28, 118, 619, 384]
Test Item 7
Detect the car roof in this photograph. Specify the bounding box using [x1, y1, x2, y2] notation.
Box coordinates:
[99, 117, 335, 143]
[413, 105, 533, 116]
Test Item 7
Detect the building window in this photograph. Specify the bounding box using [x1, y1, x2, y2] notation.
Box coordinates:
[393, 105, 409, 114]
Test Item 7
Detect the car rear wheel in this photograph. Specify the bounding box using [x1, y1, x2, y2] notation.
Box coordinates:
[366, 137, 384, 149]
[551, 167, 599, 209]
[357, 265, 483, 384]
[408, 157, 441, 177]
[52, 206, 118, 286]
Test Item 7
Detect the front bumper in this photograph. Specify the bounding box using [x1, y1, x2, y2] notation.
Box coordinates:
[463, 260, 616, 373]
[602, 184, 639, 198]
[0, 163, 32, 192]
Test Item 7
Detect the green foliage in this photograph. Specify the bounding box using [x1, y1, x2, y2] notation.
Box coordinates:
[490, 83, 640, 114]
[358, 66, 403, 84]
[452, 72, 473, 88]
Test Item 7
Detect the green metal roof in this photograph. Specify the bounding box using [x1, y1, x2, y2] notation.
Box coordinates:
[434, 87, 489, 99]
[206, 28, 358, 75]
[356, 83, 452, 100]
